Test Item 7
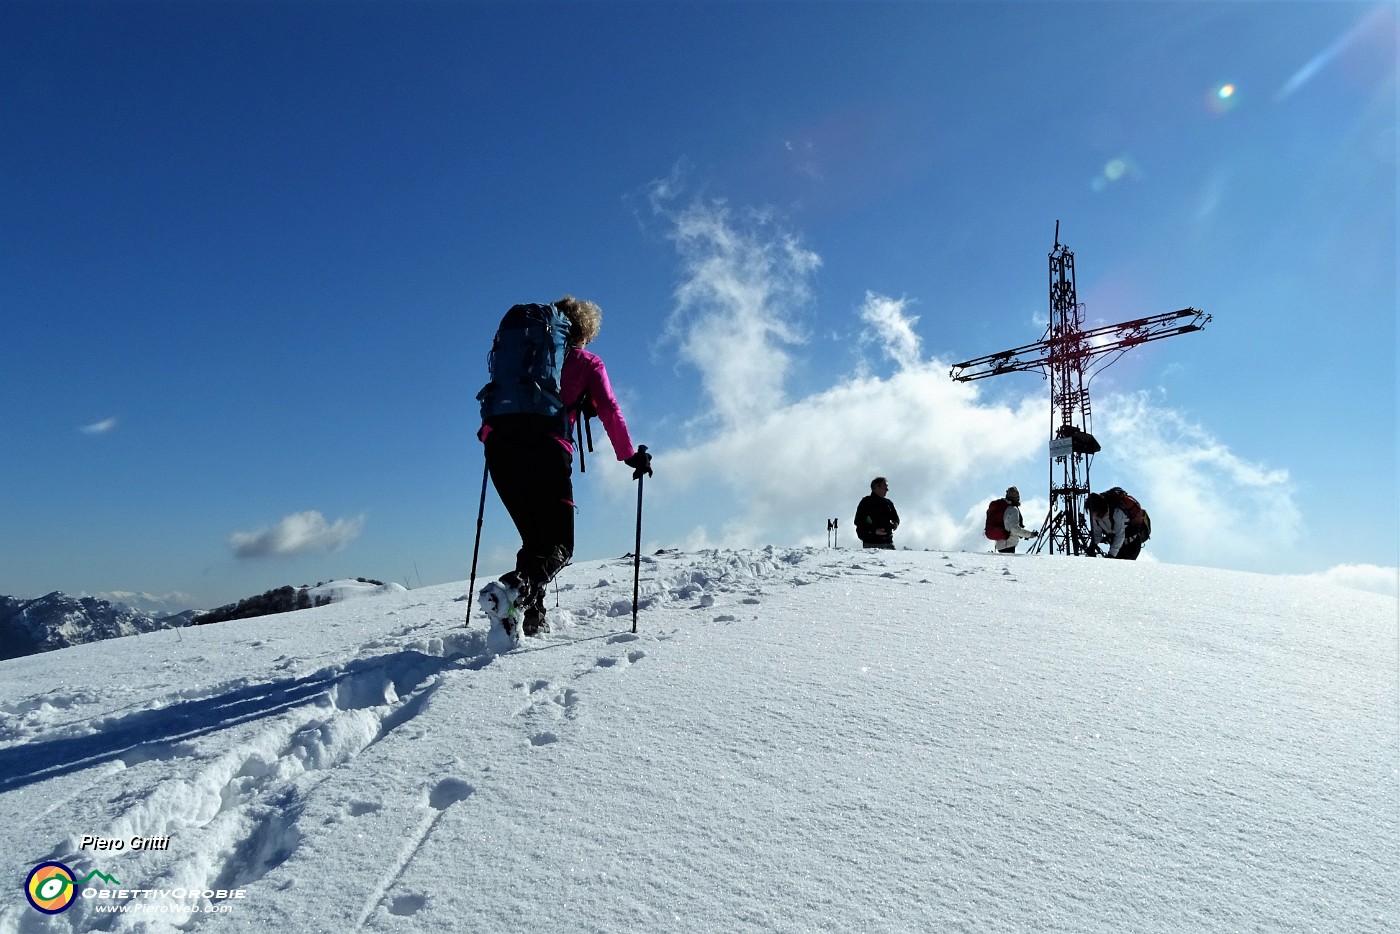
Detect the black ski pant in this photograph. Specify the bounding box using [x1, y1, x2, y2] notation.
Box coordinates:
[484, 429, 574, 586]
[1116, 539, 1143, 561]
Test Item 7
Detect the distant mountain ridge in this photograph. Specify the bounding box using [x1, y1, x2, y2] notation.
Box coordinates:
[0, 579, 410, 662]
[0, 592, 180, 662]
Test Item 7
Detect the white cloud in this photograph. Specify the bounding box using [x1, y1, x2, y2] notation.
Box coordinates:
[634, 186, 1306, 573]
[649, 183, 820, 428]
[230, 510, 365, 559]
[632, 188, 1045, 553]
[858, 292, 922, 372]
[654, 365, 1045, 552]
[1094, 390, 1302, 571]
[1288, 564, 1399, 597]
[79, 417, 117, 435]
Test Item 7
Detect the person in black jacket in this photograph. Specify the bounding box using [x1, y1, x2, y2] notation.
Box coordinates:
[854, 477, 900, 549]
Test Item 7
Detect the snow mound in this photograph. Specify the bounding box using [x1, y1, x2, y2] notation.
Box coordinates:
[307, 579, 409, 605]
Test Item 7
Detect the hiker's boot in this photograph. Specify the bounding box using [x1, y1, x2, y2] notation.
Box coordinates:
[499, 571, 550, 638]
[520, 580, 549, 637]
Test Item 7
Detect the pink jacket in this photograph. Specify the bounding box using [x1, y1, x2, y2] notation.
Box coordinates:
[559, 347, 635, 461]
[479, 347, 636, 462]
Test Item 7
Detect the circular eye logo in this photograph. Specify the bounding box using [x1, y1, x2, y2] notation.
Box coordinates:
[26, 861, 77, 914]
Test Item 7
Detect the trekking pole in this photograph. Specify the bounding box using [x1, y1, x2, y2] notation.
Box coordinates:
[577, 414, 594, 473]
[631, 446, 647, 634]
[465, 457, 490, 626]
[573, 392, 596, 473]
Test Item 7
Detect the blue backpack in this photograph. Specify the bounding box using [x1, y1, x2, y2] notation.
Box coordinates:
[477, 303, 573, 433]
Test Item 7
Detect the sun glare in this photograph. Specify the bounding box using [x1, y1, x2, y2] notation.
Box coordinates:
[1205, 82, 1240, 115]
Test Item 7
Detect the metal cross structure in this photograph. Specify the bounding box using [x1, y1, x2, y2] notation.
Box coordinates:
[949, 223, 1210, 555]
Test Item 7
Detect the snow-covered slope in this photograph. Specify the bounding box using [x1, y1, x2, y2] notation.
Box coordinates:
[0, 548, 1394, 933]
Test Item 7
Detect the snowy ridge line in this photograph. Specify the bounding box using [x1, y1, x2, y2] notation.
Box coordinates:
[563, 546, 1016, 623]
[567, 546, 884, 620]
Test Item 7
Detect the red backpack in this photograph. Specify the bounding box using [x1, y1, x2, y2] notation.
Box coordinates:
[1102, 487, 1145, 525]
[985, 498, 1010, 540]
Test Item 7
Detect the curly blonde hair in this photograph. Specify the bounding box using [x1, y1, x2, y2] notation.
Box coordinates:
[555, 295, 601, 348]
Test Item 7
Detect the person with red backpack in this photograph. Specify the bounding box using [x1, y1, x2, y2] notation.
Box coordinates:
[1086, 487, 1151, 560]
[476, 296, 652, 639]
[988, 486, 1036, 554]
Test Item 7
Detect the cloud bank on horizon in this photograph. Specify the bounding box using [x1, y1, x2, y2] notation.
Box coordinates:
[1289, 563, 1400, 598]
[625, 174, 1381, 589]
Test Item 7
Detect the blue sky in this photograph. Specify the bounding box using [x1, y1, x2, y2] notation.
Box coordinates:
[3, 0, 1396, 609]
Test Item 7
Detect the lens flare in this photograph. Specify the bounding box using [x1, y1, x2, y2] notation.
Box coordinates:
[1276, 7, 1393, 102]
[1205, 82, 1240, 115]
[1090, 153, 1143, 192]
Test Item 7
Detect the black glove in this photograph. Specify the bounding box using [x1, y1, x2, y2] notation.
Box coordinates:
[625, 445, 652, 479]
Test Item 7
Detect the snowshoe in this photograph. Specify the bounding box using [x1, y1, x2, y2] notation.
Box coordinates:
[478, 580, 521, 644]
